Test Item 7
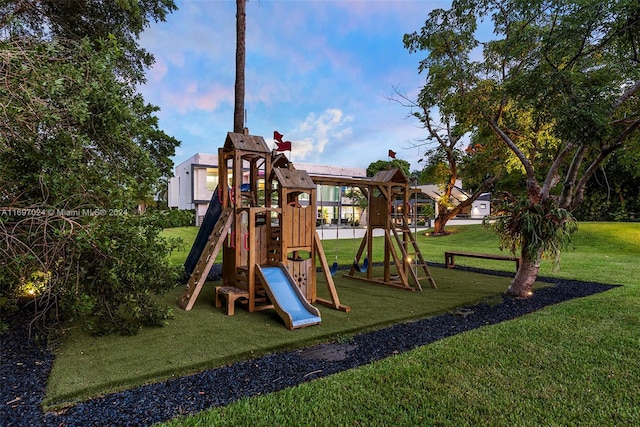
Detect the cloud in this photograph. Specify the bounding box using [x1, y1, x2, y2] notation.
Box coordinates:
[287, 108, 354, 161]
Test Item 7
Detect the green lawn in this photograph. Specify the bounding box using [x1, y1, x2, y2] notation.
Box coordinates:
[162, 222, 639, 284]
[161, 226, 201, 265]
[157, 222, 639, 426]
[43, 222, 640, 426]
[163, 285, 639, 427]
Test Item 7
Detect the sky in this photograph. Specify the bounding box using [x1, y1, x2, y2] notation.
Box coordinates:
[138, 0, 452, 172]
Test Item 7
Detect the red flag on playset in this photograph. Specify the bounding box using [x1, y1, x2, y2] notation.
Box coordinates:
[274, 130, 292, 151]
[388, 149, 397, 159]
[276, 140, 291, 151]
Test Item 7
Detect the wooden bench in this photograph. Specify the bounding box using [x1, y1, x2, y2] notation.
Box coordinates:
[445, 251, 521, 270]
[215, 286, 249, 316]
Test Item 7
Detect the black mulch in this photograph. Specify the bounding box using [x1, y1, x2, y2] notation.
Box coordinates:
[1, 270, 617, 427]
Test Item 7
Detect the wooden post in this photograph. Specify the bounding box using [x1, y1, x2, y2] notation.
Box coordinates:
[248, 208, 256, 311]
[314, 232, 350, 312]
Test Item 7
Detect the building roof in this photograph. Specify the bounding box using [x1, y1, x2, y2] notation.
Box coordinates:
[293, 162, 366, 178]
[417, 184, 470, 205]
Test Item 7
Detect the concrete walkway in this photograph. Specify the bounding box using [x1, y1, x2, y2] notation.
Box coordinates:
[316, 218, 484, 240]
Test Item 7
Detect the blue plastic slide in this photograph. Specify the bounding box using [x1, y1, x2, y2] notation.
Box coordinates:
[183, 186, 222, 281]
[256, 265, 322, 329]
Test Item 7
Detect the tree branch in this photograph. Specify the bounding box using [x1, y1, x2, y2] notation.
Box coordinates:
[558, 144, 586, 208]
[488, 119, 534, 178]
[570, 119, 640, 209]
[613, 79, 640, 110]
[542, 142, 576, 200]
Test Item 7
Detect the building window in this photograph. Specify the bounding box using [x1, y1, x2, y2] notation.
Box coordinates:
[318, 185, 340, 202]
[206, 168, 219, 191]
[480, 203, 486, 209]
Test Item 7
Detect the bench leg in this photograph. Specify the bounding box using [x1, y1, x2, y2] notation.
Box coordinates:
[227, 295, 236, 316]
[445, 254, 455, 268]
[215, 288, 235, 316]
[215, 286, 222, 309]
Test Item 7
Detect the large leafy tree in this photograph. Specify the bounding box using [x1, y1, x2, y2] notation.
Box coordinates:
[1, 0, 176, 84]
[366, 159, 411, 178]
[1, 1, 181, 334]
[395, 100, 500, 234]
[405, 0, 640, 297]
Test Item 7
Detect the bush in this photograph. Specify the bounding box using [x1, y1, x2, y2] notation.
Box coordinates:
[0, 213, 182, 336]
[0, 15, 181, 337]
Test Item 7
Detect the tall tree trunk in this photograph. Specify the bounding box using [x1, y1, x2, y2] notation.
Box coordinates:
[432, 208, 456, 235]
[233, 0, 246, 133]
[506, 247, 542, 298]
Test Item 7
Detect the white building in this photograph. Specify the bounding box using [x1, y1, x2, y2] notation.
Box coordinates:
[470, 193, 492, 219]
[417, 180, 491, 219]
[168, 153, 367, 226]
[168, 156, 491, 224]
[168, 153, 219, 218]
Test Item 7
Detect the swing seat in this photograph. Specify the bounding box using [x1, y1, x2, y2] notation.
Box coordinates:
[329, 261, 339, 276]
[353, 257, 369, 273]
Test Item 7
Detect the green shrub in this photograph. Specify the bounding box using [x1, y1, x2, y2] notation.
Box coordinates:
[0, 214, 182, 336]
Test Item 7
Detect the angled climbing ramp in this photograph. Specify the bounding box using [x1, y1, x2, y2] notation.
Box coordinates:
[179, 207, 233, 310]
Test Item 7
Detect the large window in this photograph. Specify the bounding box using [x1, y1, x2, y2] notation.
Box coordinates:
[318, 185, 340, 202]
[205, 168, 219, 191]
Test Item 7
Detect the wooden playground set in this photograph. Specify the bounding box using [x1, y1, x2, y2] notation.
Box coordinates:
[179, 132, 436, 329]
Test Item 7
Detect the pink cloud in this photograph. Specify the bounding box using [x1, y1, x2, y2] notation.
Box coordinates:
[161, 82, 234, 115]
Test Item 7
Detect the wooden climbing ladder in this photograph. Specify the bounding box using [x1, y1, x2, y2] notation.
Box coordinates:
[391, 224, 437, 290]
[179, 207, 234, 310]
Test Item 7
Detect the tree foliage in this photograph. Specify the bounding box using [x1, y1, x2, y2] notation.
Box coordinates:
[574, 142, 640, 220]
[1, 1, 181, 334]
[366, 159, 411, 178]
[405, 0, 640, 296]
[491, 193, 577, 269]
[404, 104, 500, 234]
[1, 0, 177, 84]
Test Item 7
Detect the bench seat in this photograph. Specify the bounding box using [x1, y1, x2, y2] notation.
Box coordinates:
[445, 251, 521, 270]
[215, 286, 249, 316]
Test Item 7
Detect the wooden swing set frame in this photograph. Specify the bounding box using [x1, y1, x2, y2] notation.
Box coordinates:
[309, 170, 437, 292]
